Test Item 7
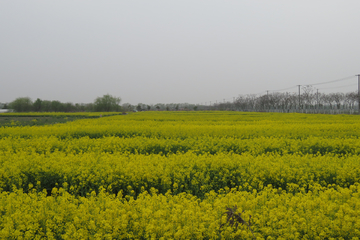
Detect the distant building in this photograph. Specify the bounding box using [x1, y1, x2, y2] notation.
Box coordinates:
[0, 109, 13, 113]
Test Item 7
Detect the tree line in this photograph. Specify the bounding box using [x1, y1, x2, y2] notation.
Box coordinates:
[235, 87, 359, 112]
[199, 86, 359, 113]
[122, 103, 198, 112]
[2, 94, 122, 112]
[3, 86, 359, 113]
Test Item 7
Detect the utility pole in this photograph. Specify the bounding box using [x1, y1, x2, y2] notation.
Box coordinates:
[297, 85, 301, 110]
[357, 75, 360, 114]
[316, 89, 319, 112]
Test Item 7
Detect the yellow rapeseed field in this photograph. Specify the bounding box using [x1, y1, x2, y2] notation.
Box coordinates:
[1, 111, 360, 239]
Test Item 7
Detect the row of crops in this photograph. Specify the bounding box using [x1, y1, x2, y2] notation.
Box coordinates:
[1, 111, 360, 239]
[0, 112, 122, 128]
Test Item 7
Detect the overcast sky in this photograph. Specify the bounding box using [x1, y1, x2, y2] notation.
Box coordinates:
[1, 1, 360, 105]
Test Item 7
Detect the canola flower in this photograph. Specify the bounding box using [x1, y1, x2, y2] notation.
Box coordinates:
[1, 185, 360, 239]
[1, 151, 360, 198]
[1, 111, 360, 239]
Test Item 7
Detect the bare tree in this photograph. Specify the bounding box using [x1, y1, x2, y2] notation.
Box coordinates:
[345, 92, 358, 109]
[330, 93, 345, 109]
[301, 85, 315, 108]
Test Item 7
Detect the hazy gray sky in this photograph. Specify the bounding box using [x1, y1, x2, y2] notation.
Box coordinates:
[1, 1, 359, 105]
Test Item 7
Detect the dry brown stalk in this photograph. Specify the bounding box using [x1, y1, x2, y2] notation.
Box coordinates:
[219, 205, 256, 239]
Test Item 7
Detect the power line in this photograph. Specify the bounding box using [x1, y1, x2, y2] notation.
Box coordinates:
[304, 75, 356, 86]
[198, 75, 357, 105]
[318, 83, 357, 90]
[269, 75, 356, 93]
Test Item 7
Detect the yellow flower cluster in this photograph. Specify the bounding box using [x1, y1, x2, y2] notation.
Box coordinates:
[1, 185, 360, 239]
[1, 111, 359, 139]
[1, 151, 360, 198]
[1, 111, 360, 238]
